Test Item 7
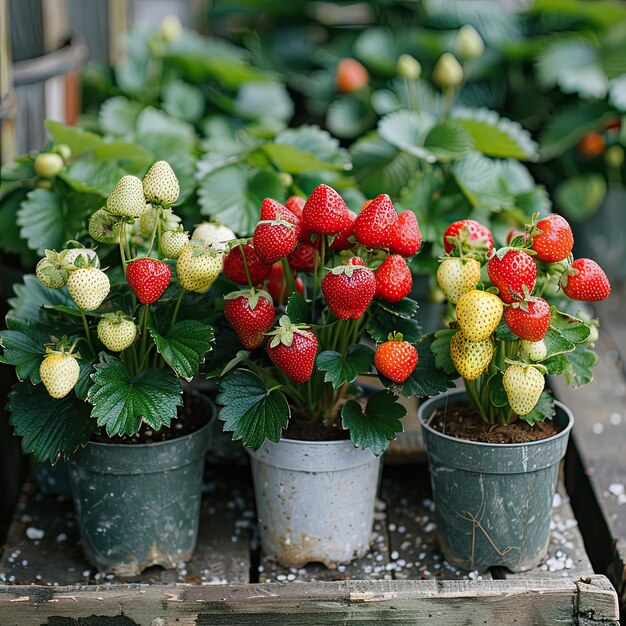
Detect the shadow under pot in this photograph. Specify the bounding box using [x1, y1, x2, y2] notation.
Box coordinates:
[418, 389, 573, 574]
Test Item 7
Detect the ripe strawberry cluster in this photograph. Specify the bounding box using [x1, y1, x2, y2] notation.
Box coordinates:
[222, 184, 423, 385]
[437, 215, 611, 417]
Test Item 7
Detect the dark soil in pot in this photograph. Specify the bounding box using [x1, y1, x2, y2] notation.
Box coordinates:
[284, 410, 350, 442]
[429, 403, 561, 444]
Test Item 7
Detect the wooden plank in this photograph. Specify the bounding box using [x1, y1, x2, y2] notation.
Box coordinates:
[0, 577, 618, 625]
[0, 467, 253, 586]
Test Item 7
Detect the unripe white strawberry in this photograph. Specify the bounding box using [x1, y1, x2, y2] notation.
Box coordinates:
[503, 364, 545, 416]
[161, 208, 182, 231]
[139, 204, 157, 237]
[436, 257, 481, 304]
[98, 313, 137, 352]
[106, 175, 146, 218]
[454, 25, 485, 61]
[60, 247, 100, 268]
[34, 152, 64, 178]
[89, 209, 122, 244]
[40, 352, 80, 399]
[52, 143, 72, 161]
[191, 222, 236, 252]
[160, 15, 182, 42]
[176, 241, 223, 293]
[521, 339, 547, 362]
[36, 251, 67, 288]
[433, 52, 463, 88]
[143, 161, 179, 206]
[396, 54, 421, 80]
[67, 267, 110, 310]
[160, 228, 189, 259]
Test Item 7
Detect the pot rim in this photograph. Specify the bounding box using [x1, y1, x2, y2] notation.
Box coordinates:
[419, 388, 574, 449]
[267, 436, 355, 447]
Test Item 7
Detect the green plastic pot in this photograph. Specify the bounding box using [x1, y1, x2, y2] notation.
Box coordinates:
[419, 389, 573, 573]
[68, 398, 214, 577]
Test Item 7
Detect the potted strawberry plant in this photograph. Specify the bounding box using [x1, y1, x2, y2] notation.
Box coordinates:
[0, 161, 219, 576]
[214, 185, 453, 568]
[420, 214, 611, 572]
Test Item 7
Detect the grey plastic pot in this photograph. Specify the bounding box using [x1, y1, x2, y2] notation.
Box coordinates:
[419, 389, 573, 573]
[67, 404, 213, 577]
[248, 438, 381, 569]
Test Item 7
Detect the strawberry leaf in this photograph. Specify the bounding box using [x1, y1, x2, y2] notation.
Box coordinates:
[0, 320, 49, 384]
[495, 317, 518, 342]
[316, 345, 375, 390]
[487, 371, 509, 407]
[148, 320, 214, 381]
[548, 307, 591, 345]
[430, 329, 457, 375]
[375, 297, 419, 320]
[366, 307, 421, 344]
[8, 381, 97, 463]
[286, 292, 310, 324]
[562, 342, 598, 389]
[216, 369, 290, 449]
[89, 353, 182, 437]
[542, 354, 570, 376]
[44, 120, 102, 155]
[519, 391, 555, 426]
[341, 390, 405, 456]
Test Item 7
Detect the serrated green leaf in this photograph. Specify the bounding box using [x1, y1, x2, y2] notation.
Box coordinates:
[367, 307, 421, 345]
[198, 164, 285, 235]
[1, 155, 35, 180]
[542, 354, 570, 375]
[8, 381, 96, 463]
[488, 371, 509, 407]
[149, 320, 214, 380]
[163, 79, 205, 123]
[216, 369, 290, 449]
[550, 307, 591, 344]
[431, 329, 457, 375]
[74, 354, 96, 401]
[98, 96, 143, 135]
[543, 327, 575, 359]
[276, 125, 345, 165]
[423, 122, 474, 162]
[555, 174, 607, 222]
[375, 297, 419, 320]
[316, 345, 375, 390]
[520, 390, 555, 426]
[563, 342, 598, 388]
[259, 143, 344, 174]
[92, 142, 154, 167]
[0, 322, 48, 383]
[8, 275, 77, 326]
[495, 317, 519, 342]
[60, 160, 128, 196]
[451, 107, 539, 160]
[45, 121, 102, 155]
[286, 292, 309, 324]
[89, 353, 182, 437]
[378, 110, 437, 162]
[342, 390, 405, 456]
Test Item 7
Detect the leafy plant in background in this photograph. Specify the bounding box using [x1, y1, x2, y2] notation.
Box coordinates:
[0, 162, 220, 463]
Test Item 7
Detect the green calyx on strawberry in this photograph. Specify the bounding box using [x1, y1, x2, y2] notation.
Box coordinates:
[224, 242, 272, 285]
[561, 258, 611, 302]
[443, 219, 493, 259]
[487, 247, 537, 303]
[260, 198, 302, 239]
[265, 315, 318, 384]
[97, 312, 137, 352]
[504, 293, 551, 342]
[224, 288, 276, 350]
[252, 219, 298, 265]
[321, 257, 376, 320]
[36, 249, 68, 288]
[528, 213, 574, 263]
[126, 257, 172, 304]
[374, 331, 418, 383]
[39, 340, 81, 399]
[502, 361, 547, 416]
[353, 194, 399, 249]
[374, 254, 412, 303]
[302, 184, 351, 235]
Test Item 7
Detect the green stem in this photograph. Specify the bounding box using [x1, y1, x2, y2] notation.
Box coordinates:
[405, 77, 414, 111]
[238, 242, 254, 289]
[281, 257, 297, 298]
[156, 218, 163, 259]
[81, 312, 95, 353]
[441, 85, 457, 121]
[171, 288, 185, 327]
[138, 305, 150, 369]
[145, 205, 160, 258]
[119, 223, 128, 269]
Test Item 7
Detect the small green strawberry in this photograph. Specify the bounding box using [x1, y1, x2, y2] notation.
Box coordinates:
[176, 241, 223, 293]
[449, 331, 494, 380]
[143, 160, 180, 206]
[521, 339, 547, 362]
[436, 257, 481, 304]
[36, 251, 67, 288]
[89, 209, 122, 244]
[40, 346, 80, 399]
[503, 364, 545, 416]
[34, 152, 64, 178]
[139, 204, 158, 237]
[67, 267, 110, 310]
[160, 228, 189, 259]
[106, 175, 146, 218]
[98, 313, 137, 352]
[456, 290, 503, 342]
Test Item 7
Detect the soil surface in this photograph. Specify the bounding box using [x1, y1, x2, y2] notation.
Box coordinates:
[284, 408, 350, 442]
[92, 392, 211, 445]
[428, 402, 561, 444]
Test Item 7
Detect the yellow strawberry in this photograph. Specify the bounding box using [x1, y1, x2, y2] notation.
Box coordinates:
[521, 339, 547, 362]
[436, 257, 481, 304]
[503, 364, 545, 416]
[456, 289, 503, 341]
[176, 241, 223, 293]
[40, 352, 80, 399]
[449, 331, 494, 380]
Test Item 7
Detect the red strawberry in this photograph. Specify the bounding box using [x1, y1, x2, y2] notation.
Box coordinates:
[391, 210, 422, 257]
[285, 195, 311, 242]
[266, 263, 304, 305]
[287, 240, 319, 272]
[321, 257, 376, 320]
[260, 198, 302, 239]
[224, 288, 276, 350]
[252, 220, 298, 265]
[562, 258, 611, 301]
[336, 58, 369, 93]
[329, 210, 357, 251]
[266, 315, 318, 384]
[302, 184, 351, 235]
[374, 254, 412, 303]
[374, 333, 418, 383]
[487, 249, 537, 303]
[530, 214, 574, 263]
[443, 219, 493, 254]
[353, 194, 399, 249]
[223, 242, 272, 285]
[126, 258, 172, 304]
[504, 297, 551, 342]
